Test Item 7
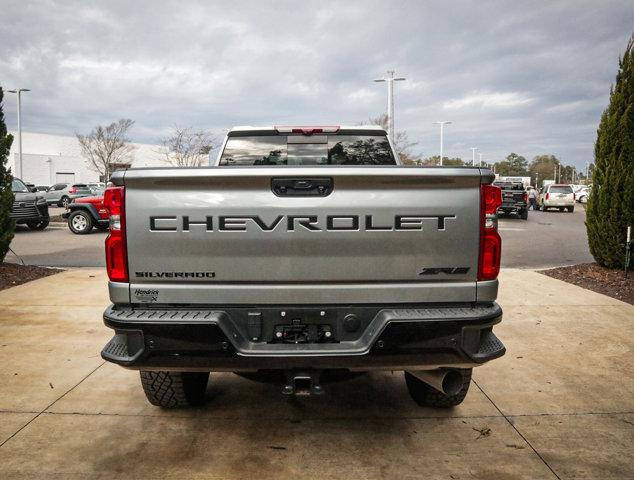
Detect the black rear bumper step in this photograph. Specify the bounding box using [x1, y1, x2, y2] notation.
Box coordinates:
[102, 303, 505, 370]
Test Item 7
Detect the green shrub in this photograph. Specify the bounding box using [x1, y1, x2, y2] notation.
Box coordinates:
[0, 87, 16, 263]
[586, 35, 634, 268]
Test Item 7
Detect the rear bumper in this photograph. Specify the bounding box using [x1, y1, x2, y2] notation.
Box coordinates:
[497, 202, 526, 213]
[543, 201, 574, 207]
[101, 303, 505, 371]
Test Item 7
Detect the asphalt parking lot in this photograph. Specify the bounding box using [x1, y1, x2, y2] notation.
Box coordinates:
[1, 269, 632, 479]
[6, 206, 594, 269]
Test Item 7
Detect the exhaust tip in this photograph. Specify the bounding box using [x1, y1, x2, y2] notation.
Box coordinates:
[441, 370, 463, 396]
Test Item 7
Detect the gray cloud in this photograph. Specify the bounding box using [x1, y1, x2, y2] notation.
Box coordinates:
[1, 0, 633, 168]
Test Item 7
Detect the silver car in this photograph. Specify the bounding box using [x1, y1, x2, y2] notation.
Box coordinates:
[44, 183, 92, 207]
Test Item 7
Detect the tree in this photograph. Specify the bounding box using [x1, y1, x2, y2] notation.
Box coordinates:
[76, 119, 136, 181]
[586, 35, 634, 268]
[360, 113, 418, 164]
[0, 87, 15, 263]
[159, 126, 215, 167]
[528, 154, 560, 187]
[494, 153, 528, 176]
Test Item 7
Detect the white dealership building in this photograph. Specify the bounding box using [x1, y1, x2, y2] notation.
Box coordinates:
[8, 131, 166, 185]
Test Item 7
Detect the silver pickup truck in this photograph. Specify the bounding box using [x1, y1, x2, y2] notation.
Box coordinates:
[101, 125, 505, 408]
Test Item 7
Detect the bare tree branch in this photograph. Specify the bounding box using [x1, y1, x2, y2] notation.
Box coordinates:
[159, 126, 215, 167]
[76, 119, 136, 181]
[359, 113, 419, 164]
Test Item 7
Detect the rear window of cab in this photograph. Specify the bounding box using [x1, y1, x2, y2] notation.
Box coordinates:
[219, 134, 396, 166]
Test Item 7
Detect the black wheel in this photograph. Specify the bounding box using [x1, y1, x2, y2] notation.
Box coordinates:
[567, 206, 574, 213]
[540, 204, 546, 212]
[520, 209, 528, 220]
[404, 369, 472, 408]
[68, 210, 93, 234]
[140, 371, 209, 408]
[96, 224, 109, 231]
[26, 218, 50, 230]
[60, 196, 71, 207]
[559, 207, 564, 212]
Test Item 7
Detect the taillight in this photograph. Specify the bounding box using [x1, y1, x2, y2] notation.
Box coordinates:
[69, 186, 77, 194]
[104, 186, 128, 282]
[478, 184, 502, 281]
[573, 192, 576, 201]
[546, 192, 550, 200]
[523, 192, 528, 202]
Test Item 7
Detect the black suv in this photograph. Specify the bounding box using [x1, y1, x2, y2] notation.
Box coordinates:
[10, 178, 50, 230]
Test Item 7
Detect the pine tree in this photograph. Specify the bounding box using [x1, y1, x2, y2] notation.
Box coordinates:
[0, 87, 16, 263]
[586, 35, 634, 268]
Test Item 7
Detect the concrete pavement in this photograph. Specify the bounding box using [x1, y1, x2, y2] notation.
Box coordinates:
[0, 269, 633, 479]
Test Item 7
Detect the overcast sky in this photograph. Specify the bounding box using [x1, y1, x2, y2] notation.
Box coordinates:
[2, 0, 633, 168]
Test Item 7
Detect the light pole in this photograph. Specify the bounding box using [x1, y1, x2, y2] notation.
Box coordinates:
[470, 147, 478, 166]
[374, 71, 405, 144]
[432, 121, 451, 166]
[7, 88, 30, 179]
[478, 153, 483, 166]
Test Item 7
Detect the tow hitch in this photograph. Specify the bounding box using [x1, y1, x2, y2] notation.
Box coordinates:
[282, 370, 324, 396]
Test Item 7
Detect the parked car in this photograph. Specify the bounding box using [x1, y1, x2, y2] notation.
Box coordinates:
[493, 181, 528, 219]
[9, 178, 49, 230]
[88, 182, 106, 196]
[576, 187, 591, 203]
[538, 184, 575, 212]
[44, 183, 92, 207]
[62, 196, 110, 234]
[35, 185, 49, 192]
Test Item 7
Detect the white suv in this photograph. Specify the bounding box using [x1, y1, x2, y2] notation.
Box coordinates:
[539, 184, 575, 212]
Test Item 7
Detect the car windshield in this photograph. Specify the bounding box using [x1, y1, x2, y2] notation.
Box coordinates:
[11, 179, 29, 193]
[219, 134, 396, 166]
[550, 186, 573, 194]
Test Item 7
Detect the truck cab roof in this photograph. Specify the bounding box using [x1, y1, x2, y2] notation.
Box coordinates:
[228, 125, 387, 136]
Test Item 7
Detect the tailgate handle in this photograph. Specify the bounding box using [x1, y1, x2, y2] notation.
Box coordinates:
[272, 178, 333, 197]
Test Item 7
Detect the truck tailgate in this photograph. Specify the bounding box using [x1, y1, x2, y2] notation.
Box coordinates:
[119, 167, 489, 304]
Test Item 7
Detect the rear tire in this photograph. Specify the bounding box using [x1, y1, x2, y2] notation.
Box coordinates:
[26, 218, 49, 230]
[559, 207, 564, 212]
[60, 196, 71, 208]
[68, 210, 93, 234]
[140, 371, 210, 408]
[520, 209, 528, 220]
[404, 369, 472, 408]
[567, 206, 574, 213]
[540, 204, 546, 212]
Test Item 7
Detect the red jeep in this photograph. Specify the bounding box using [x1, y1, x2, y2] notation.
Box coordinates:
[62, 196, 110, 234]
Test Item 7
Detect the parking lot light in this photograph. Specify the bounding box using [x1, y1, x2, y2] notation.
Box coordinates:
[7, 88, 31, 178]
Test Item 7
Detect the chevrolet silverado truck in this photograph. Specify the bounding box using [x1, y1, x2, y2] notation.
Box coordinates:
[101, 125, 505, 408]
